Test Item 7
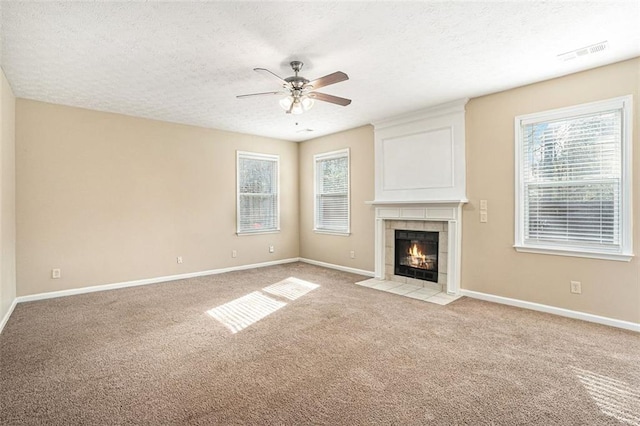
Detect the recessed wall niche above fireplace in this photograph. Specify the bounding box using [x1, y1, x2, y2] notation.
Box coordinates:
[395, 230, 438, 282]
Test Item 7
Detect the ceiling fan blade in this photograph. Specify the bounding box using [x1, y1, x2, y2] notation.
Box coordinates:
[254, 68, 288, 85]
[309, 92, 352, 106]
[236, 91, 283, 99]
[307, 71, 348, 90]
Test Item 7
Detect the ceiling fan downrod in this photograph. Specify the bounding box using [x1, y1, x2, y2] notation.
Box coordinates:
[285, 61, 309, 89]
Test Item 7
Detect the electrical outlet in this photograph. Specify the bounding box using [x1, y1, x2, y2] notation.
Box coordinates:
[570, 281, 582, 294]
[177, 256, 183, 264]
[480, 211, 488, 223]
[269, 245, 275, 253]
[51, 268, 61, 279]
[232, 250, 237, 258]
[480, 199, 488, 210]
[350, 250, 355, 259]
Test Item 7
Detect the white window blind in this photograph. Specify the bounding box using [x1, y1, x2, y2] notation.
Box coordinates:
[237, 152, 279, 234]
[515, 96, 632, 260]
[314, 149, 349, 234]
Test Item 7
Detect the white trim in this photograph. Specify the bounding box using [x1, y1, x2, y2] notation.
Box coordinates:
[236, 150, 280, 235]
[15, 258, 300, 303]
[620, 96, 634, 257]
[313, 149, 350, 161]
[514, 95, 633, 259]
[375, 218, 385, 279]
[366, 199, 468, 205]
[447, 219, 460, 295]
[313, 230, 351, 237]
[517, 95, 632, 125]
[514, 245, 633, 262]
[236, 230, 281, 237]
[372, 98, 469, 130]
[299, 257, 375, 277]
[0, 298, 18, 335]
[313, 148, 350, 234]
[461, 289, 639, 332]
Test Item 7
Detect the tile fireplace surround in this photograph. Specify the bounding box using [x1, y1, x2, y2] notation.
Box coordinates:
[385, 220, 447, 289]
[372, 202, 464, 295]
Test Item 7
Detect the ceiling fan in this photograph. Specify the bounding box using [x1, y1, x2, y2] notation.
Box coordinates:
[237, 61, 351, 115]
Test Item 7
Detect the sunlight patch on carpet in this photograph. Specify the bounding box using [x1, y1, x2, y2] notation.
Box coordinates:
[572, 366, 640, 425]
[262, 277, 320, 301]
[206, 291, 287, 334]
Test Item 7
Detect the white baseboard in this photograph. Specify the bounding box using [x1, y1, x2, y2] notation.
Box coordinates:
[16, 258, 301, 304]
[460, 289, 639, 332]
[299, 258, 375, 277]
[0, 298, 18, 335]
[14, 261, 634, 333]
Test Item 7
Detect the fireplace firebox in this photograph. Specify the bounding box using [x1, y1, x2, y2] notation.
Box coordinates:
[394, 230, 439, 282]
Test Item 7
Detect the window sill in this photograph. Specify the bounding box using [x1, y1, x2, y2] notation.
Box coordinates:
[236, 230, 280, 236]
[314, 229, 351, 237]
[513, 245, 633, 262]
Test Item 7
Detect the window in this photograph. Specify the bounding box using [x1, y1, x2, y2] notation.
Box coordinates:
[314, 149, 350, 234]
[515, 95, 632, 261]
[237, 151, 279, 234]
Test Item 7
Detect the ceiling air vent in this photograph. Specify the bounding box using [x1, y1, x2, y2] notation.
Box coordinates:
[557, 41, 609, 61]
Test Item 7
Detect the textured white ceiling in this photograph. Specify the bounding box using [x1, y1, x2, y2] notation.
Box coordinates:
[1, 1, 639, 142]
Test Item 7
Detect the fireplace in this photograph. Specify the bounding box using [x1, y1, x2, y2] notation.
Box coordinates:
[371, 99, 467, 295]
[395, 230, 439, 282]
[377, 214, 458, 294]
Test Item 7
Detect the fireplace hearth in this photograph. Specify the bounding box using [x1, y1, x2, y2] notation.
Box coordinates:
[395, 230, 439, 282]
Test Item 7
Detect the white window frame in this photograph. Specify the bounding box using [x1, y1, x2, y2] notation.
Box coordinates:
[514, 95, 633, 261]
[236, 151, 280, 235]
[314, 148, 350, 236]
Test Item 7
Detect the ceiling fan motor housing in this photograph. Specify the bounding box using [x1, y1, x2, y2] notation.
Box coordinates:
[285, 76, 309, 89]
[285, 61, 309, 89]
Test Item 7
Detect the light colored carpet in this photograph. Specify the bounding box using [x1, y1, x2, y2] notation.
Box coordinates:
[1, 262, 638, 425]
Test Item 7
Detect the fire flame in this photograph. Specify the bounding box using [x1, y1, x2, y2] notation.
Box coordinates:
[402, 242, 435, 270]
[408, 243, 426, 264]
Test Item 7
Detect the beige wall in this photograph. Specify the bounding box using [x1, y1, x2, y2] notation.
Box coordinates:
[462, 58, 640, 323]
[298, 126, 375, 273]
[9, 59, 640, 325]
[0, 68, 16, 322]
[16, 100, 299, 296]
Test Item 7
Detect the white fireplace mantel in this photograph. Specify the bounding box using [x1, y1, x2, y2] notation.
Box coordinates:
[369, 100, 469, 296]
[371, 201, 466, 295]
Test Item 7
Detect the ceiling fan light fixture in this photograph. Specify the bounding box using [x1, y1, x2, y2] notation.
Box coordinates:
[291, 99, 304, 115]
[279, 96, 294, 110]
[300, 95, 314, 111]
[280, 94, 314, 114]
